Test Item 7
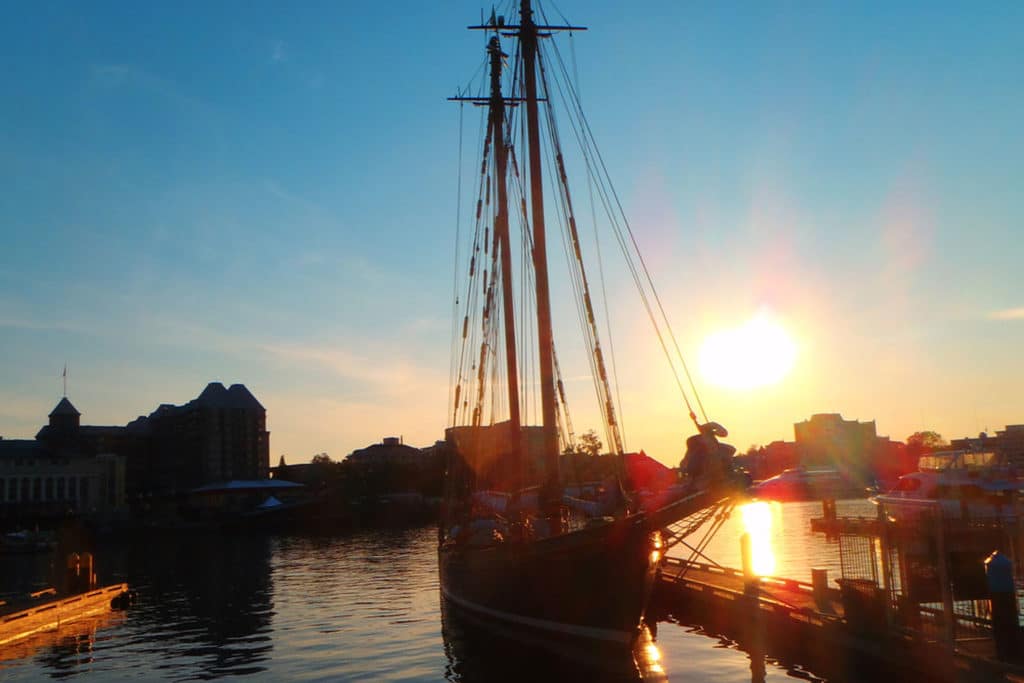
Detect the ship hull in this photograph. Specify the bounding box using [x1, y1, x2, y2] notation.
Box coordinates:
[438, 514, 658, 646]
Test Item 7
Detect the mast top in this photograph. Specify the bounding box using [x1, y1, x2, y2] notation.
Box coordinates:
[468, 2, 586, 34]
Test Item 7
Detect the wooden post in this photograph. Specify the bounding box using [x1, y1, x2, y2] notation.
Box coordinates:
[811, 567, 829, 611]
[933, 510, 956, 648]
[822, 498, 837, 523]
[741, 532, 759, 597]
[877, 502, 894, 629]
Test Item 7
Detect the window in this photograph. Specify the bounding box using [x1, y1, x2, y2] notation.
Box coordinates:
[8, 479, 16, 501]
[45, 477, 54, 500]
[21, 477, 30, 501]
[57, 477, 65, 500]
[68, 476, 77, 501]
[32, 477, 42, 501]
[80, 477, 89, 504]
[0, 478, 4, 502]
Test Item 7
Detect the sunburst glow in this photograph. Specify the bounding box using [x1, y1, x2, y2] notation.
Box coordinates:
[740, 501, 776, 576]
[699, 312, 797, 390]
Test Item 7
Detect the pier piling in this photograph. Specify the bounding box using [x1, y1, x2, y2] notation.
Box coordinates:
[985, 550, 1020, 661]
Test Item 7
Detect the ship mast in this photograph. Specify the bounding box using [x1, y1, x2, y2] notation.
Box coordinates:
[520, 0, 560, 489]
[487, 37, 522, 436]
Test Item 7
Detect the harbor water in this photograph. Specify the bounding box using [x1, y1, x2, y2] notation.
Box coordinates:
[1, 500, 882, 681]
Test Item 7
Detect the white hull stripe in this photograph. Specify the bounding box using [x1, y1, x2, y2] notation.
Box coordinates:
[441, 585, 635, 644]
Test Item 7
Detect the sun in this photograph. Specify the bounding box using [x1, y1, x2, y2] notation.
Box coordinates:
[699, 311, 797, 390]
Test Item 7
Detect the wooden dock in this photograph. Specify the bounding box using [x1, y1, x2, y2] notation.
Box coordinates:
[659, 557, 845, 622]
[0, 583, 129, 647]
[654, 557, 1024, 682]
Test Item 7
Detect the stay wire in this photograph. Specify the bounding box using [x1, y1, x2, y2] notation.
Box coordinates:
[546, 36, 708, 427]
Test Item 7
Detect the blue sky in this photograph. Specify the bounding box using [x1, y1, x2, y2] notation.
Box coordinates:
[1, 1, 1021, 463]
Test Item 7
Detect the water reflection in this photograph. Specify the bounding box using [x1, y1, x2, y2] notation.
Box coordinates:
[0, 530, 276, 679]
[0, 610, 126, 672]
[740, 502, 776, 576]
[659, 613, 826, 683]
[101, 533, 275, 678]
[441, 599, 667, 682]
[1, 508, 890, 681]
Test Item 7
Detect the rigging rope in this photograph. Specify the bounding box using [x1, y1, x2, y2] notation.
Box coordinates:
[543, 36, 709, 428]
[448, 101, 465, 426]
[450, 5, 713, 457]
[536, 43, 623, 455]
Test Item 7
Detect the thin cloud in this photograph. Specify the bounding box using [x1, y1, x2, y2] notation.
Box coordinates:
[271, 40, 288, 63]
[260, 343, 431, 393]
[0, 315, 95, 335]
[88, 63, 218, 119]
[990, 307, 1024, 321]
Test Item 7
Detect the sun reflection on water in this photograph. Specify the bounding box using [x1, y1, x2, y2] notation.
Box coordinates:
[740, 501, 776, 576]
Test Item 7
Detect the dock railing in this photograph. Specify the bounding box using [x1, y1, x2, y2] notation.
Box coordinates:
[815, 497, 1023, 657]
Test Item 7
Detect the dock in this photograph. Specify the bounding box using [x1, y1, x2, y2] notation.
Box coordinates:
[0, 583, 130, 647]
[655, 556, 1024, 681]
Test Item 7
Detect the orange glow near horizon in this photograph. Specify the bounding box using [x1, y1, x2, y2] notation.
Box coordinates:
[699, 311, 797, 391]
[740, 501, 776, 576]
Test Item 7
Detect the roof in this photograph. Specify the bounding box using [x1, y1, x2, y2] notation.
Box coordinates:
[227, 384, 264, 411]
[49, 397, 80, 418]
[196, 382, 230, 408]
[130, 382, 266, 426]
[188, 382, 265, 411]
[0, 439, 49, 459]
[347, 442, 424, 461]
[190, 479, 304, 494]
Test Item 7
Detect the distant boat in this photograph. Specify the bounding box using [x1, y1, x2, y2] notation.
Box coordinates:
[438, 0, 742, 647]
[749, 466, 869, 502]
[872, 450, 1023, 520]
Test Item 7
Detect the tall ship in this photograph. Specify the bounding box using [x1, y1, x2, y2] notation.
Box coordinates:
[438, 0, 740, 647]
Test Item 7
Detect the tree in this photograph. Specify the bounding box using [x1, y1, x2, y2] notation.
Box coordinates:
[578, 430, 603, 458]
[311, 452, 333, 465]
[905, 431, 947, 454]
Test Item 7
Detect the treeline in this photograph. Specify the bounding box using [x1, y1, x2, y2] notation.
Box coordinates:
[274, 454, 446, 500]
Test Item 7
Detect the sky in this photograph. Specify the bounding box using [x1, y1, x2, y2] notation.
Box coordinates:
[1, 1, 1021, 465]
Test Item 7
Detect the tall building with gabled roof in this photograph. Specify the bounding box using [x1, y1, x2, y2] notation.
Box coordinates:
[126, 382, 270, 494]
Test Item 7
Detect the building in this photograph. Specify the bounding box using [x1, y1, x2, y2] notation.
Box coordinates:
[794, 413, 879, 478]
[346, 437, 427, 468]
[1, 383, 270, 519]
[124, 382, 270, 496]
[951, 425, 1024, 468]
[0, 397, 126, 518]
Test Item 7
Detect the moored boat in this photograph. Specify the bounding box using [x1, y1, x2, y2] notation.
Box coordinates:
[750, 466, 870, 502]
[872, 449, 1023, 521]
[438, 0, 740, 646]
